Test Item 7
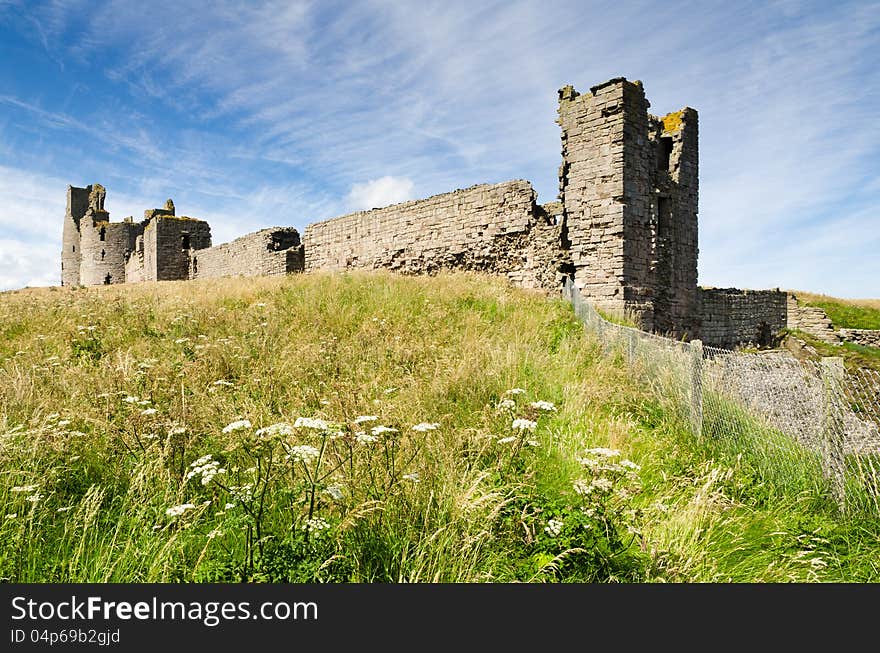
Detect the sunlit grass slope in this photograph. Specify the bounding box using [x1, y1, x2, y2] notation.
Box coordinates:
[1, 272, 877, 582]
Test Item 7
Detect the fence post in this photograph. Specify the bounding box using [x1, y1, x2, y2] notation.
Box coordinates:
[820, 356, 847, 512]
[689, 339, 703, 438]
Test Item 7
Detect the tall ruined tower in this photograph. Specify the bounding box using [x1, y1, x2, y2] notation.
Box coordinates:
[61, 185, 90, 286]
[557, 77, 698, 337]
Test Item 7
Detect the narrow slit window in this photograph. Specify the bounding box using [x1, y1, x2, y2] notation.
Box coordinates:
[101, 249, 105, 260]
[99, 227, 106, 241]
[181, 234, 191, 250]
[658, 136, 674, 172]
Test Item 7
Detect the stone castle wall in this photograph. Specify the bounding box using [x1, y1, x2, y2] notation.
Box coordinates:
[838, 329, 880, 348]
[697, 288, 788, 349]
[60, 77, 826, 352]
[303, 181, 565, 290]
[191, 228, 303, 279]
[786, 294, 839, 343]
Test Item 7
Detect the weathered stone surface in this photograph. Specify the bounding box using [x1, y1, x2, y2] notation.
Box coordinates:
[838, 329, 880, 348]
[191, 228, 303, 279]
[697, 287, 788, 349]
[303, 181, 566, 291]
[786, 294, 840, 343]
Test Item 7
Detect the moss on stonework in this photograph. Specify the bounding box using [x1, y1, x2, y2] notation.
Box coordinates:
[662, 110, 684, 133]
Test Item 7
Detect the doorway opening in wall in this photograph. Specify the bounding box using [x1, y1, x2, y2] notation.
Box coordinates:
[181, 234, 191, 250]
[103, 273, 111, 285]
[658, 136, 674, 173]
[99, 227, 106, 242]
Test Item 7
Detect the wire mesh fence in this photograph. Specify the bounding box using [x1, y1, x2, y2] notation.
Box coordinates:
[562, 278, 880, 515]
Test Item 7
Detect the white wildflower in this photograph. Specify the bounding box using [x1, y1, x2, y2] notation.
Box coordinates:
[530, 400, 557, 412]
[301, 517, 330, 533]
[383, 387, 397, 394]
[222, 419, 252, 433]
[402, 472, 421, 483]
[411, 423, 440, 432]
[57, 419, 71, 427]
[591, 478, 614, 492]
[5, 514, 16, 519]
[356, 432, 378, 444]
[173, 338, 190, 344]
[371, 425, 398, 436]
[525, 439, 540, 447]
[496, 398, 516, 411]
[573, 479, 592, 496]
[544, 518, 564, 537]
[212, 379, 235, 387]
[140, 408, 157, 416]
[185, 454, 226, 485]
[57, 506, 73, 513]
[168, 426, 187, 436]
[323, 485, 344, 500]
[207, 528, 223, 539]
[505, 388, 526, 395]
[255, 423, 294, 438]
[26, 492, 43, 504]
[353, 415, 378, 424]
[511, 418, 537, 431]
[137, 399, 151, 406]
[11, 485, 39, 493]
[293, 417, 329, 430]
[286, 445, 321, 465]
[123, 395, 140, 404]
[165, 503, 197, 517]
[46, 413, 60, 421]
[497, 436, 518, 445]
[224, 503, 235, 510]
[620, 459, 641, 471]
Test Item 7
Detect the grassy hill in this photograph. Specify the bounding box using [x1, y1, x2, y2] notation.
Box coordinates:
[2, 272, 878, 582]
[793, 291, 880, 330]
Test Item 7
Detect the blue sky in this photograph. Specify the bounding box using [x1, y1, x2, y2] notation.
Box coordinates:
[0, 0, 877, 296]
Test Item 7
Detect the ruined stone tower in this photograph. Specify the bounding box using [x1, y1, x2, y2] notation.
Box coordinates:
[557, 78, 698, 337]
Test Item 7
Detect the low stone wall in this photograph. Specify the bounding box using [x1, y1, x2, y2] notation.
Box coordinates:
[697, 287, 788, 349]
[302, 180, 564, 290]
[190, 228, 303, 280]
[786, 294, 839, 343]
[838, 329, 880, 348]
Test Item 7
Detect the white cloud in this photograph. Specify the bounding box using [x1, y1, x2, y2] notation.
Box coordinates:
[0, 238, 58, 290]
[346, 176, 415, 211]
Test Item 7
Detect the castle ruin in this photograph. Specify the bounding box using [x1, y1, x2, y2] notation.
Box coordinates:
[61, 76, 789, 349]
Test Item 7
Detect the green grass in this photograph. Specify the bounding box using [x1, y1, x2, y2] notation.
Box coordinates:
[1, 272, 878, 582]
[794, 292, 880, 330]
[788, 329, 880, 373]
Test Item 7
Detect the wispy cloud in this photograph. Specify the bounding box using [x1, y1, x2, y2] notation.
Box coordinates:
[0, 1, 877, 296]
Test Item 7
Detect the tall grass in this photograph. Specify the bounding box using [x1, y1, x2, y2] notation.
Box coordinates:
[2, 272, 878, 582]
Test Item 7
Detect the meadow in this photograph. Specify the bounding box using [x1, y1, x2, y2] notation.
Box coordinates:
[1, 272, 878, 582]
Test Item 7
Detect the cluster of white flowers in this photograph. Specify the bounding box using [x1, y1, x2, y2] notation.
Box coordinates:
[222, 420, 252, 434]
[411, 423, 439, 432]
[353, 415, 378, 424]
[402, 472, 421, 483]
[123, 395, 140, 404]
[286, 444, 321, 465]
[530, 401, 557, 412]
[496, 398, 516, 411]
[620, 460, 641, 471]
[140, 408, 157, 416]
[323, 485, 344, 500]
[573, 477, 614, 495]
[355, 431, 378, 444]
[165, 503, 196, 517]
[255, 423, 294, 438]
[185, 454, 226, 485]
[544, 518, 564, 537]
[371, 425, 398, 436]
[511, 419, 537, 431]
[11, 485, 39, 493]
[212, 379, 235, 387]
[505, 388, 526, 395]
[173, 337, 190, 344]
[301, 517, 330, 533]
[497, 436, 518, 445]
[228, 484, 254, 502]
[207, 528, 223, 539]
[294, 417, 329, 430]
[168, 426, 187, 436]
